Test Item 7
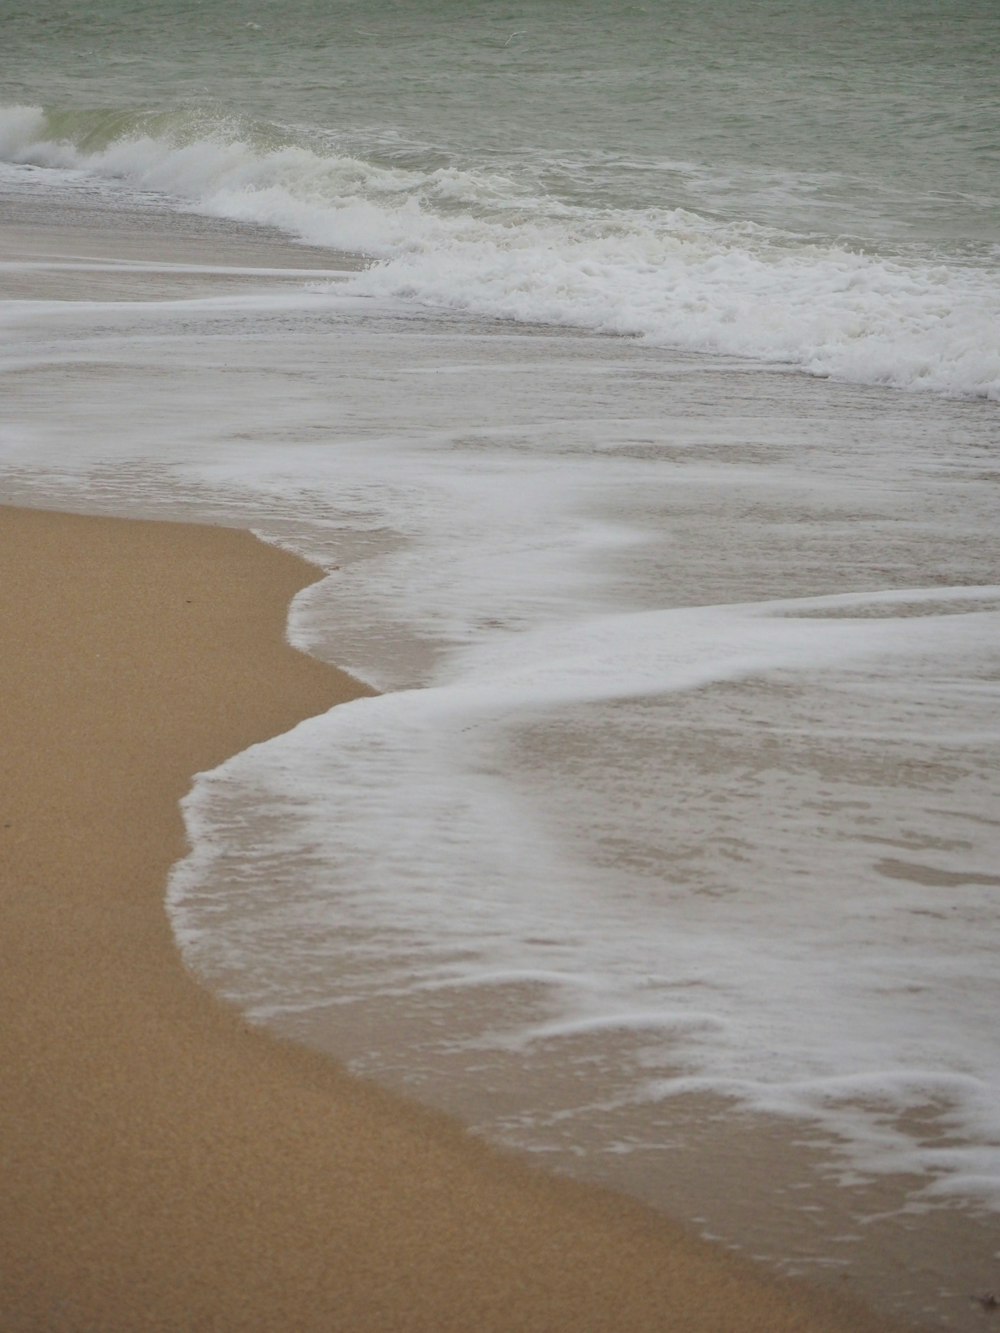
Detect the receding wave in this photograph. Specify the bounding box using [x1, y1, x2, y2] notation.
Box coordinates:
[3, 102, 998, 399]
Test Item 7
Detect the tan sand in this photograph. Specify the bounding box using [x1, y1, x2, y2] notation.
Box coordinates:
[0, 505, 904, 1332]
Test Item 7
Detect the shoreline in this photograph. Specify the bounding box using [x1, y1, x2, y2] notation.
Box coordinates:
[0, 504, 901, 1332]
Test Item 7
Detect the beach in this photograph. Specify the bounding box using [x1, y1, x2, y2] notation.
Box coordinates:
[0, 504, 899, 1331]
[2, 5, 999, 1323]
[0, 168, 997, 1333]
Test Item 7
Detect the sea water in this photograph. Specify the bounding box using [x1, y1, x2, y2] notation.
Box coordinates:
[2, 2, 999, 1326]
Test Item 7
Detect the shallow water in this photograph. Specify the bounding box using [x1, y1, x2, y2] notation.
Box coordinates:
[2, 3, 999, 1324]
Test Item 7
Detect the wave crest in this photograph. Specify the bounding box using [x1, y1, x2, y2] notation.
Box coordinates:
[3, 102, 997, 399]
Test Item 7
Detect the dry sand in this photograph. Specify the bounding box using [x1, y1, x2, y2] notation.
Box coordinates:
[0, 504, 904, 1332]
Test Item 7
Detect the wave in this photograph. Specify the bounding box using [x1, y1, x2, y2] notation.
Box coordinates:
[170, 584, 1000, 1211]
[3, 103, 998, 399]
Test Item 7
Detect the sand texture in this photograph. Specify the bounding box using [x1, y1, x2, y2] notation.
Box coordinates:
[0, 505, 903, 1331]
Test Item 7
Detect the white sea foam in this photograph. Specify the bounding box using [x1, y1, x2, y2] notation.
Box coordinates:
[170, 585, 1000, 1210]
[2, 104, 998, 399]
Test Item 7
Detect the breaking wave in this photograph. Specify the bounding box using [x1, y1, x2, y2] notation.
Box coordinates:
[3, 102, 998, 399]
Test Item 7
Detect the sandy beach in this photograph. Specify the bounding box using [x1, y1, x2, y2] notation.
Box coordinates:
[0, 504, 906, 1332]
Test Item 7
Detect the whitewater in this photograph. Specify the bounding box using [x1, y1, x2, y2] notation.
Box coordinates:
[3, 103, 998, 399]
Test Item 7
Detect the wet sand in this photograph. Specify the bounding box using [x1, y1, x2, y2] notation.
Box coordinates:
[0, 504, 904, 1331]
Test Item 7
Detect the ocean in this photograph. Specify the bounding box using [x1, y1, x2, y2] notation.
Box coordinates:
[2, 0, 999, 1326]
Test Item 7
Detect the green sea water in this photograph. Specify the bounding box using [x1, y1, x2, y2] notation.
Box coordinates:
[4, 0, 998, 392]
[4, 0, 999, 241]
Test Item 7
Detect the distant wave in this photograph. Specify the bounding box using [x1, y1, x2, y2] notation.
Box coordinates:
[3, 102, 998, 400]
